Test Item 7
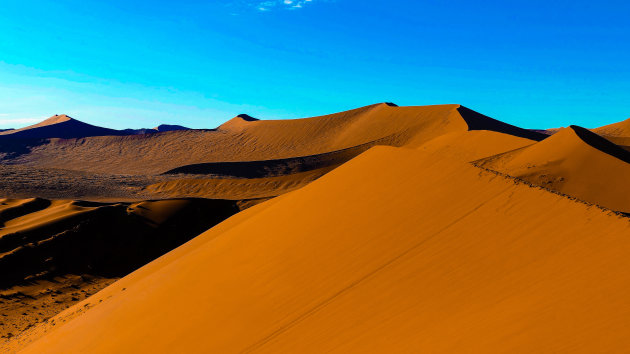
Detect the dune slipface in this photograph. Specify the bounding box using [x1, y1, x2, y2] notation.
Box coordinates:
[11, 143, 630, 353]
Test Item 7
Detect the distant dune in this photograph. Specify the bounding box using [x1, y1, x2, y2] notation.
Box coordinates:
[0, 114, 189, 141]
[593, 117, 630, 137]
[0, 115, 124, 140]
[0, 103, 544, 175]
[592, 117, 630, 148]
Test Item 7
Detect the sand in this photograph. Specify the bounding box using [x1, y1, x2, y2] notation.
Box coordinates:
[1, 103, 543, 175]
[3, 103, 630, 352]
[0, 115, 125, 140]
[9, 143, 630, 353]
[476, 125, 630, 213]
[0, 197, 244, 342]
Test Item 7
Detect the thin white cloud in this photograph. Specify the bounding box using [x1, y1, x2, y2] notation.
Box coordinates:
[0, 117, 42, 125]
[256, 0, 315, 11]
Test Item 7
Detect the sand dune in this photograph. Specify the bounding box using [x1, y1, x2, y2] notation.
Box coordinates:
[415, 129, 536, 162]
[0, 115, 190, 141]
[1, 103, 545, 175]
[593, 117, 630, 137]
[592, 117, 630, 148]
[0, 197, 242, 341]
[475, 125, 630, 213]
[0, 103, 545, 204]
[10, 144, 630, 353]
[5, 103, 630, 351]
[0, 115, 124, 140]
[146, 168, 335, 200]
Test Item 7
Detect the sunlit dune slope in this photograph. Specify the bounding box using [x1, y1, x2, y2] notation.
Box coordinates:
[593, 117, 630, 137]
[415, 129, 536, 162]
[592, 117, 630, 148]
[146, 130, 537, 200]
[145, 168, 335, 200]
[15, 145, 630, 353]
[4, 103, 545, 175]
[476, 125, 630, 213]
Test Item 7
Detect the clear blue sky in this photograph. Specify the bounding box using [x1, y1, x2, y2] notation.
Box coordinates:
[0, 0, 628, 129]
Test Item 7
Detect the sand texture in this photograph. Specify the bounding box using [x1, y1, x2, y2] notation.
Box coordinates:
[1, 103, 630, 352]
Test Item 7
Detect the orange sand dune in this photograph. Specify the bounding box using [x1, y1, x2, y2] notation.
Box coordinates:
[4, 103, 544, 175]
[147, 129, 539, 200]
[476, 125, 630, 213]
[593, 117, 630, 137]
[13, 145, 630, 353]
[416, 129, 536, 162]
[145, 167, 335, 200]
[592, 117, 630, 148]
[0, 200, 100, 237]
[0, 197, 244, 341]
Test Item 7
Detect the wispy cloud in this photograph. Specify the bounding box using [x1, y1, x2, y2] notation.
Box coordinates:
[0, 117, 42, 125]
[256, 0, 314, 11]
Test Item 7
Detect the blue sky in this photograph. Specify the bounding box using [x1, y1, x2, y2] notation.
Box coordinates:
[0, 0, 628, 129]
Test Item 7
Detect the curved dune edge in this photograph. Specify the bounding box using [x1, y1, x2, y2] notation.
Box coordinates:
[10, 144, 630, 353]
[475, 125, 630, 213]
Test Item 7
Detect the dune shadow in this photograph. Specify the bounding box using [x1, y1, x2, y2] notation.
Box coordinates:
[162, 140, 385, 178]
[570, 125, 630, 164]
[457, 106, 548, 142]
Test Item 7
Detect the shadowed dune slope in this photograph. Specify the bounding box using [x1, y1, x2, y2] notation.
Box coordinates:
[13, 146, 630, 353]
[3, 103, 545, 175]
[0, 197, 244, 341]
[0, 115, 124, 140]
[0, 198, 240, 288]
[455, 106, 546, 142]
[475, 125, 630, 213]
